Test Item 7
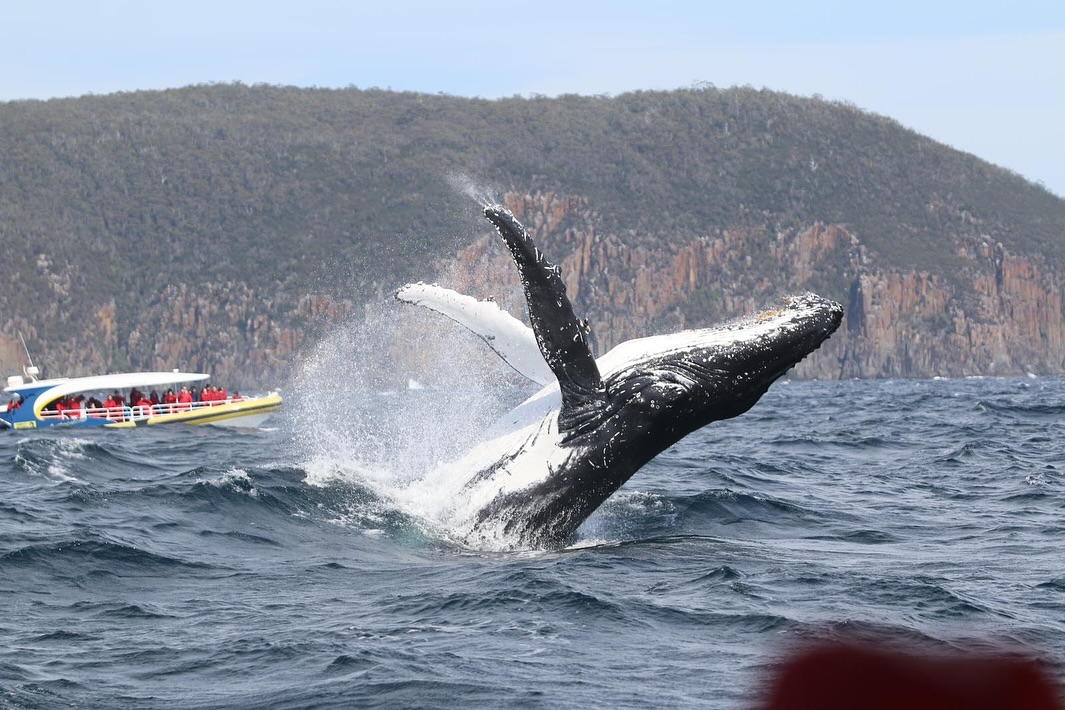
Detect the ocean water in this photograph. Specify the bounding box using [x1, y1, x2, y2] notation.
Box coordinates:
[2, 375, 1064, 708]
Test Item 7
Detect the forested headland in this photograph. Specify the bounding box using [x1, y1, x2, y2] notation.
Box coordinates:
[2, 83, 1063, 387]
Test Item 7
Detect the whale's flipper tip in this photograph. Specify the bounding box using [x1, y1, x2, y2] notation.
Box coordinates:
[483, 205, 522, 239]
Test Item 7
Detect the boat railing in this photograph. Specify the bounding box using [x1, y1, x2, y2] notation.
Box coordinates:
[37, 397, 250, 423]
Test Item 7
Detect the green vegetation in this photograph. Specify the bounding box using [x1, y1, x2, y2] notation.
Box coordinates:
[1, 83, 1062, 384]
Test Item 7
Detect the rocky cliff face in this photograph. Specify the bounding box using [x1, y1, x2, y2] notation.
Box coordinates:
[0, 282, 351, 390]
[3, 190, 1061, 388]
[440, 192, 1065, 380]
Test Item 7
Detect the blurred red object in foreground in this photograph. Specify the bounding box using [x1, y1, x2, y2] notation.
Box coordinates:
[762, 643, 1061, 710]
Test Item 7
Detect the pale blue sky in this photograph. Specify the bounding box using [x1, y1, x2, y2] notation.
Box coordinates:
[3, 1, 1063, 196]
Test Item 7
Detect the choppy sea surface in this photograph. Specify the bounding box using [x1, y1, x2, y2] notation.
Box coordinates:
[2, 376, 1064, 708]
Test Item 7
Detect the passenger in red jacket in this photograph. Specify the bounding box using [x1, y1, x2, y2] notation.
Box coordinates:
[177, 387, 193, 411]
[104, 393, 123, 421]
[135, 396, 152, 417]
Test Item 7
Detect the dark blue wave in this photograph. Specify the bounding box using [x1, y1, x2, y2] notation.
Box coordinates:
[2, 377, 1065, 708]
[0, 537, 221, 578]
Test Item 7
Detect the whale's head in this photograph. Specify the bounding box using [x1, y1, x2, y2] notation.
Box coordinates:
[590, 293, 843, 453]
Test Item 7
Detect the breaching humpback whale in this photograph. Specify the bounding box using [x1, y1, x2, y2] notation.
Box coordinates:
[397, 205, 843, 549]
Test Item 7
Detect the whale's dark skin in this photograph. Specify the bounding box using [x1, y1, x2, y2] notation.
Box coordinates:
[409, 205, 843, 549]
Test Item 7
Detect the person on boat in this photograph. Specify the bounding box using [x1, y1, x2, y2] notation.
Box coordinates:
[104, 393, 123, 421]
[177, 386, 193, 411]
[162, 388, 177, 413]
[55, 398, 68, 419]
[134, 394, 153, 417]
[7, 394, 21, 411]
[67, 396, 84, 420]
[86, 396, 104, 417]
[231, 391, 242, 401]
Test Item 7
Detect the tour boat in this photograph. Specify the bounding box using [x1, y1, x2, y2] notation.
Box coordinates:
[0, 368, 281, 431]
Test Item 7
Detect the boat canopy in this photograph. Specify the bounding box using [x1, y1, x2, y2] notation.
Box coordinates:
[2, 372, 210, 419]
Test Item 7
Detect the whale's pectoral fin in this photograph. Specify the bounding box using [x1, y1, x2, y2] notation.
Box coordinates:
[484, 205, 605, 432]
[394, 282, 555, 386]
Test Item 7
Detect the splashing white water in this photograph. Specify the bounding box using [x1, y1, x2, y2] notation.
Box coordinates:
[201, 468, 259, 498]
[289, 181, 557, 548]
[289, 294, 535, 541]
[445, 171, 497, 208]
[14, 436, 92, 482]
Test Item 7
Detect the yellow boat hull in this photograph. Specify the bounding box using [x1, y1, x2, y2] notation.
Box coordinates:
[100, 394, 283, 428]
